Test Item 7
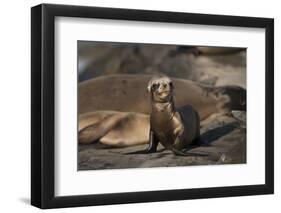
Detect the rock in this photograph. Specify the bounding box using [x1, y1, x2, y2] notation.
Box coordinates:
[78, 114, 246, 170]
[78, 42, 246, 88]
[231, 110, 246, 128]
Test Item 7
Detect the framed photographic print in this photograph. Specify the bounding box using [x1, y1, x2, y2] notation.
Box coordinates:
[31, 3, 274, 209]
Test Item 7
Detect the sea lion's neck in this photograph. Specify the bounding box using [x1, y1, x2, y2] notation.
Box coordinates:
[151, 100, 175, 120]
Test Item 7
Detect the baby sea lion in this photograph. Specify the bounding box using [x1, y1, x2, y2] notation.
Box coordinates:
[144, 76, 207, 156]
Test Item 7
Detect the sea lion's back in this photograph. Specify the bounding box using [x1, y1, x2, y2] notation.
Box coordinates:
[177, 105, 200, 142]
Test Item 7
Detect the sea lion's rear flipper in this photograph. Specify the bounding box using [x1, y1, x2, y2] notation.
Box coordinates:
[79, 114, 125, 144]
[171, 148, 209, 157]
[172, 136, 209, 157]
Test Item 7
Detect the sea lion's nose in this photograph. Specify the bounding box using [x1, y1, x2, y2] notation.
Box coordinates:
[159, 84, 166, 90]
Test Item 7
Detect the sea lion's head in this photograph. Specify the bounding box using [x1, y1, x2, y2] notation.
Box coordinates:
[147, 76, 174, 103]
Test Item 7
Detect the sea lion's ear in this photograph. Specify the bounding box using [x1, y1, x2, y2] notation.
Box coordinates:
[169, 82, 174, 90]
[147, 83, 152, 93]
[147, 79, 154, 93]
[147, 85, 151, 93]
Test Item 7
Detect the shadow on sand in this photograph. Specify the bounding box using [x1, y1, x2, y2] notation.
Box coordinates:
[201, 122, 238, 145]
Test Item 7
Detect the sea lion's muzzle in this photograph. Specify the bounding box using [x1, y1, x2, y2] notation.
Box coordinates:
[156, 89, 170, 95]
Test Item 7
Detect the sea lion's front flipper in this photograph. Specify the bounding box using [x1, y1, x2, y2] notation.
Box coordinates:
[146, 129, 159, 153]
[171, 137, 209, 157]
[124, 150, 152, 155]
[125, 129, 159, 155]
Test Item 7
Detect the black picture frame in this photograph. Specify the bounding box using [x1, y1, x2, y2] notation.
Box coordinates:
[31, 3, 274, 209]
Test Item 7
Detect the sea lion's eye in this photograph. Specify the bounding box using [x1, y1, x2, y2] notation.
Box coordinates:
[152, 83, 159, 90]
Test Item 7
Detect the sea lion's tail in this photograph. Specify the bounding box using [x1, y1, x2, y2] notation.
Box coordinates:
[213, 86, 246, 112]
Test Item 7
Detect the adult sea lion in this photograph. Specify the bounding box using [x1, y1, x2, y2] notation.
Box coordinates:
[79, 74, 246, 121]
[79, 111, 149, 146]
[195, 47, 244, 55]
[139, 76, 206, 156]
